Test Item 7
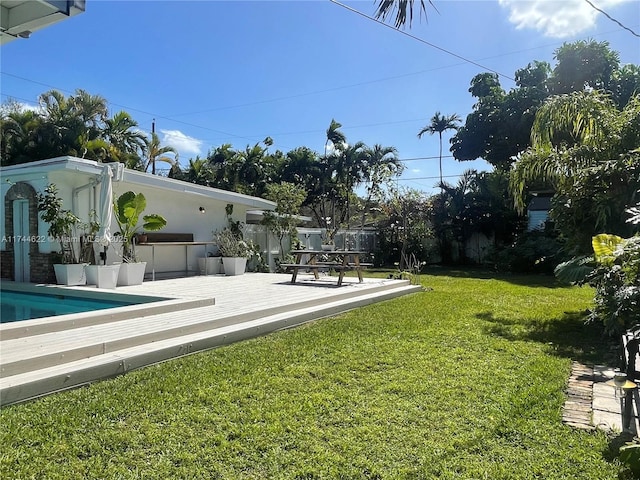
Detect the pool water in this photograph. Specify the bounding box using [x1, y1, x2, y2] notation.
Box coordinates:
[1, 289, 146, 323]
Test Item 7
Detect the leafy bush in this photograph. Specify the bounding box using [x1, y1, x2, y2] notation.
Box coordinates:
[214, 228, 256, 258]
[490, 227, 568, 274]
[586, 234, 640, 336]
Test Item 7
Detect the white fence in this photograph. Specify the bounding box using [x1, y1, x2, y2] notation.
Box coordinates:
[243, 225, 378, 271]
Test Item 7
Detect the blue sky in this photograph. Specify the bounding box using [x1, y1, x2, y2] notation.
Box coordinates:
[1, 0, 639, 195]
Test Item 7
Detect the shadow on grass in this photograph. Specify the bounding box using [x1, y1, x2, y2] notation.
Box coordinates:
[478, 308, 628, 473]
[477, 310, 618, 366]
[420, 266, 567, 288]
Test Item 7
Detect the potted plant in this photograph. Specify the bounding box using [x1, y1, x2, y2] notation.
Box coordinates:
[114, 191, 167, 285]
[80, 210, 107, 286]
[81, 211, 120, 289]
[214, 227, 255, 276]
[321, 229, 337, 251]
[198, 250, 223, 276]
[37, 184, 89, 285]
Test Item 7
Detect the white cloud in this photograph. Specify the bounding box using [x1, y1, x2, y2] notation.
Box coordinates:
[411, 168, 421, 174]
[498, 0, 629, 38]
[324, 141, 348, 155]
[160, 129, 203, 156]
[0, 100, 42, 115]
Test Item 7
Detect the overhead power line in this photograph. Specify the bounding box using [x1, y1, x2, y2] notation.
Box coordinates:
[584, 0, 640, 37]
[328, 0, 515, 82]
[399, 174, 465, 181]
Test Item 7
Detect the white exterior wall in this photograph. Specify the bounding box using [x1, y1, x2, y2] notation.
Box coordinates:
[1, 157, 276, 279]
[527, 210, 549, 231]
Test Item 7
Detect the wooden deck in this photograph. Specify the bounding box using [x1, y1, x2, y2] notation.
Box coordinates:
[1, 273, 421, 405]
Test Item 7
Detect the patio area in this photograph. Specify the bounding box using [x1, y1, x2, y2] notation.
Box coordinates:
[1, 273, 421, 406]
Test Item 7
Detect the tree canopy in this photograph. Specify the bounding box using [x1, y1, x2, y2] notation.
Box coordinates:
[450, 41, 639, 171]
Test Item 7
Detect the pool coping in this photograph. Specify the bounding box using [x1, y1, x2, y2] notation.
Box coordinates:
[1, 282, 215, 340]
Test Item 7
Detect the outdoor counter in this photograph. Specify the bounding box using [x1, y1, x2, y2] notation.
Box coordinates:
[138, 241, 217, 281]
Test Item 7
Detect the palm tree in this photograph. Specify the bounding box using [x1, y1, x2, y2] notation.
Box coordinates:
[184, 157, 214, 185]
[37, 89, 108, 158]
[374, 0, 434, 28]
[145, 131, 178, 174]
[325, 118, 346, 156]
[0, 107, 41, 165]
[103, 111, 147, 163]
[418, 111, 461, 186]
[70, 89, 108, 132]
[360, 144, 402, 229]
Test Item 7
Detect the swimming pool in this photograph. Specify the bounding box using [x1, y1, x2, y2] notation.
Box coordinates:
[0, 286, 167, 323]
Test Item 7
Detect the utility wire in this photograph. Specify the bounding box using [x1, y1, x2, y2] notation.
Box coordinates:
[0, 74, 295, 151]
[584, 0, 640, 37]
[328, 0, 515, 82]
[399, 174, 462, 181]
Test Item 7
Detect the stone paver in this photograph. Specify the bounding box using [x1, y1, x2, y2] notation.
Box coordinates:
[564, 362, 639, 434]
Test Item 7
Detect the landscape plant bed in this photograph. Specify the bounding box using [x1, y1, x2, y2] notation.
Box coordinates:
[0, 271, 621, 479]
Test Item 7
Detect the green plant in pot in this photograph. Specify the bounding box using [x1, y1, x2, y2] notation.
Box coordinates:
[213, 203, 256, 276]
[114, 191, 166, 285]
[37, 184, 89, 285]
[38, 184, 81, 264]
[215, 227, 254, 257]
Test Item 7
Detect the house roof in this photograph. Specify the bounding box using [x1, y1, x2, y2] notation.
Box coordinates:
[1, 0, 85, 45]
[246, 210, 312, 225]
[1, 156, 277, 210]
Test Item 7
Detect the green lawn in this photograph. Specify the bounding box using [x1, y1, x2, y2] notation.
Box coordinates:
[0, 271, 622, 479]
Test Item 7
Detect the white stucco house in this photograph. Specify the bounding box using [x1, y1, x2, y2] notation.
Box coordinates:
[0, 157, 276, 283]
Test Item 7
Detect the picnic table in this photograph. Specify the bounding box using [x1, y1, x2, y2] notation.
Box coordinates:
[280, 250, 372, 286]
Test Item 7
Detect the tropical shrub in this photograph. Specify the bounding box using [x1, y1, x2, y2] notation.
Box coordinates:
[37, 184, 83, 264]
[114, 191, 167, 262]
[586, 234, 640, 336]
[490, 225, 568, 274]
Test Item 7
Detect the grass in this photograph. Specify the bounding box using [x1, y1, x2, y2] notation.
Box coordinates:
[0, 271, 622, 479]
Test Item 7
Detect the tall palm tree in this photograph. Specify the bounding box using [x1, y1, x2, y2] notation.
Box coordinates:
[325, 118, 346, 156]
[360, 144, 402, 228]
[145, 131, 178, 174]
[418, 111, 461, 186]
[332, 140, 369, 229]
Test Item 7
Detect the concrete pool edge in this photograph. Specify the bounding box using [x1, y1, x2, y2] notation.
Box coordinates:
[1, 282, 215, 340]
[0, 280, 423, 406]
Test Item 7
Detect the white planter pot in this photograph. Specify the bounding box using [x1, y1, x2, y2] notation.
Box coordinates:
[86, 264, 121, 289]
[222, 257, 247, 276]
[117, 262, 147, 286]
[198, 257, 223, 275]
[53, 264, 87, 286]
